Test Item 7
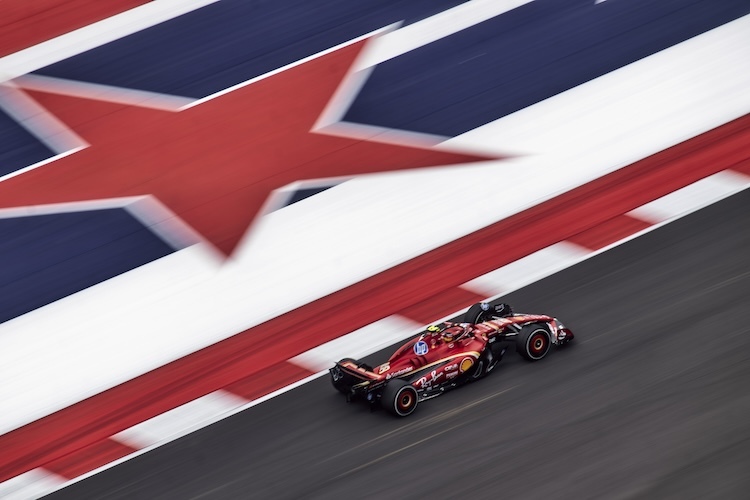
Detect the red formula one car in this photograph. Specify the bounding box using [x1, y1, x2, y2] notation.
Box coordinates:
[330, 302, 573, 417]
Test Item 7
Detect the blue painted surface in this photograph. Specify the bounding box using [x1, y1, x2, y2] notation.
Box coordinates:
[344, 0, 750, 136]
[3, 0, 745, 323]
[35, 0, 468, 98]
[0, 209, 174, 323]
[0, 108, 55, 177]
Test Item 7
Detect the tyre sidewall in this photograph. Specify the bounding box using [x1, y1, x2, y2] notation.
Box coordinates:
[382, 380, 419, 417]
[464, 303, 490, 324]
[517, 324, 551, 361]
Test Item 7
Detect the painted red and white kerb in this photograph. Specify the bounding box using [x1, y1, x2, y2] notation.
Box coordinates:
[2, 165, 749, 499]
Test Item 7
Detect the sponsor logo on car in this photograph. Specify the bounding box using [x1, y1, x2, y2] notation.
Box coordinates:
[416, 370, 442, 389]
[459, 357, 474, 373]
[385, 366, 414, 379]
[414, 340, 429, 356]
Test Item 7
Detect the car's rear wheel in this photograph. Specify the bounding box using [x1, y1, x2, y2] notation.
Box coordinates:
[516, 324, 552, 361]
[382, 379, 419, 417]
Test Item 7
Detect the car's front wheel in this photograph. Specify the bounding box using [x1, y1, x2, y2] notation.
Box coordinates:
[382, 379, 419, 417]
[516, 324, 552, 361]
[464, 302, 493, 324]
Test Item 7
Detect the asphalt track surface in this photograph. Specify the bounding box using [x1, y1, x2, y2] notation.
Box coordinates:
[49, 190, 750, 499]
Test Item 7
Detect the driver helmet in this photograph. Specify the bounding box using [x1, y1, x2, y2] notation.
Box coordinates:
[441, 325, 468, 343]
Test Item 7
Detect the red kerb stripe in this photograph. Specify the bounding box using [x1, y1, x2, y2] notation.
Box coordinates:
[568, 215, 652, 251]
[43, 439, 138, 479]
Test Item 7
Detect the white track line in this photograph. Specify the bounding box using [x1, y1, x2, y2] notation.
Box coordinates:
[41, 372, 327, 498]
[0, 469, 66, 500]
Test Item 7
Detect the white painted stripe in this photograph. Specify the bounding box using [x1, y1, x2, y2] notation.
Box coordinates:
[0, 83, 87, 154]
[13, 74, 195, 111]
[0, 0, 220, 82]
[0, 196, 138, 218]
[461, 242, 590, 297]
[628, 170, 750, 224]
[111, 390, 247, 450]
[355, 0, 535, 70]
[0, 469, 66, 500]
[0, 147, 85, 183]
[289, 315, 423, 372]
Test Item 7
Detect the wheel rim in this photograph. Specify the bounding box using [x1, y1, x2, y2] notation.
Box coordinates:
[528, 331, 549, 358]
[396, 387, 416, 415]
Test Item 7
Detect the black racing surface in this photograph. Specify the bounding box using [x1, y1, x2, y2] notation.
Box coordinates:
[49, 190, 750, 499]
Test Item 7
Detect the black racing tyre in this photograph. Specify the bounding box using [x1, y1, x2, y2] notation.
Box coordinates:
[516, 324, 552, 361]
[464, 303, 491, 324]
[382, 379, 419, 417]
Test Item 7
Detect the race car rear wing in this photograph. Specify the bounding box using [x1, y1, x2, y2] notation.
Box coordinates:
[330, 359, 382, 400]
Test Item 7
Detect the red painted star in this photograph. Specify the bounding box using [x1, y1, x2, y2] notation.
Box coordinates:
[0, 39, 497, 256]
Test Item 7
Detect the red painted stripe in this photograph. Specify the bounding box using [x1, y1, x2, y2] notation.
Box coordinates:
[0, 114, 748, 483]
[224, 362, 316, 401]
[567, 214, 652, 251]
[0, 0, 148, 58]
[43, 439, 137, 479]
[396, 287, 487, 325]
